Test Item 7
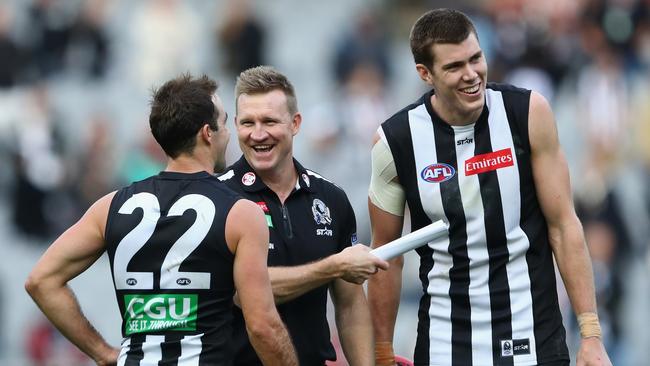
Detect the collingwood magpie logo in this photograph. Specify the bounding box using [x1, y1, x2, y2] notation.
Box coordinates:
[312, 199, 332, 225]
[501, 340, 513, 356]
[312, 198, 333, 236]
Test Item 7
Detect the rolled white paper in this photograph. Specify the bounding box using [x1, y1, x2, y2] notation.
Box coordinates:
[370, 220, 447, 261]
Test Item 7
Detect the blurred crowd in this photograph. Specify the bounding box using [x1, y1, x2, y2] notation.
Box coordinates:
[0, 0, 648, 364]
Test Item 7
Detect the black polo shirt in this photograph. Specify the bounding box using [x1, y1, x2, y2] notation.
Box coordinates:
[218, 156, 358, 365]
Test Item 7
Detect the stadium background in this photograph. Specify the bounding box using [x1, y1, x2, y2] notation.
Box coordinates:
[0, 0, 648, 364]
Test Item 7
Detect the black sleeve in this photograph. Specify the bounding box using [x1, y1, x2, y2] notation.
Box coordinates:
[338, 192, 358, 251]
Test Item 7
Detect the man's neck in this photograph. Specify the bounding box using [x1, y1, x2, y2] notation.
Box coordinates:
[165, 155, 214, 175]
[257, 159, 298, 204]
[431, 94, 482, 127]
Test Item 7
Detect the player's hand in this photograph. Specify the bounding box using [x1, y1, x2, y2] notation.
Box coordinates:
[576, 337, 612, 366]
[336, 244, 389, 284]
[96, 346, 119, 366]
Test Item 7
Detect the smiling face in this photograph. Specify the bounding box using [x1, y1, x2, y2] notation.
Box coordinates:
[235, 89, 301, 175]
[416, 32, 487, 125]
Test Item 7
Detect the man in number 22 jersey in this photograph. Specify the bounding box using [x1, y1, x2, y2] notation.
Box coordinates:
[25, 74, 298, 365]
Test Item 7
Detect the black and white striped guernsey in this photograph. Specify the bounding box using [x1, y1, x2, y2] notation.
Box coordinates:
[381, 84, 569, 366]
[104, 171, 241, 365]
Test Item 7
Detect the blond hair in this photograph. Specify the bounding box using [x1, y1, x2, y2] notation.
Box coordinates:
[235, 66, 298, 115]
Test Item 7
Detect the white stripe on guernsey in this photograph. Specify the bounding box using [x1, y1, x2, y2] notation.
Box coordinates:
[377, 126, 389, 146]
[306, 169, 332, 184]
[452, 124, 494, 365]
[117, 338, 130, 366]
[177, 333, 203, 366]
[486, 89, 537, 365]
[217, 169, 235, 181]
[408, 104, 453, 365]
[141, 335, 165, 364]
[377, 126, 394, 158]
[306, 169, 347, 190]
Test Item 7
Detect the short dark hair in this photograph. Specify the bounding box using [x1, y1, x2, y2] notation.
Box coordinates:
[149, 73, 219, 158]
[235, 66, 298, 115]
[410, 8, 478, 69]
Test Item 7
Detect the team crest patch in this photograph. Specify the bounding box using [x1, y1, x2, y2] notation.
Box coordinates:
[500, 338, 530, 357]
[501, 340, 513, 357]
[242, 172, 256, 186]
[311, 198, 332, 225]
[421, 163, 456, 183]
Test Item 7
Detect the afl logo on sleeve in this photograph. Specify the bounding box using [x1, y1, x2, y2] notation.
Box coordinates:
[421, 163, 456, 183]
[311, 199, 332, 225]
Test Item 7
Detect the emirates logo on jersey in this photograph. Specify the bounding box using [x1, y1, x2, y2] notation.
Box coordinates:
[465, 148, 514, 176]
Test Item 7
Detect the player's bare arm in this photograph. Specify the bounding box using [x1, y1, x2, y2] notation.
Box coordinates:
[368, 199, 405, 365]
[227, 199, 298, 365]
[330, 278, 374, 366]
[268, 244, 388, 304]
[367, 131, 407, 365]
[25, 192, 119, 366]
[529, 91, 612, 366]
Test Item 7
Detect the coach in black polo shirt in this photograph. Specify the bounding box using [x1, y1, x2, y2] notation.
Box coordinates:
[219, 66, 388, 365]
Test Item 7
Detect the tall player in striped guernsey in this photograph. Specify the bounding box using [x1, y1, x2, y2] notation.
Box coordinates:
[368, 9, 611, 366]
[25, 74, 297, 365]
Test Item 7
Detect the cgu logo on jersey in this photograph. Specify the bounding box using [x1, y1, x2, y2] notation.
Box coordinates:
[124, 294, 198, 335]
[421, 163, 456, 183]
[465, 148, 514, 176]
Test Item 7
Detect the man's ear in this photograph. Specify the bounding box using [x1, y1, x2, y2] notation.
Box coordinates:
[200, 124, 212, 143]
[415, 63, 433, 84]
[291, 112, 302, 136]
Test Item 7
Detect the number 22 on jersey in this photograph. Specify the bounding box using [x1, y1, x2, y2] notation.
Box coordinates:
[113, 192, 214, 290]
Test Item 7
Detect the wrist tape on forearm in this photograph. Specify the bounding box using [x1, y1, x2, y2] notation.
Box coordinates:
[577, 312, 602, 339]
[375, 341, 395, 366]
